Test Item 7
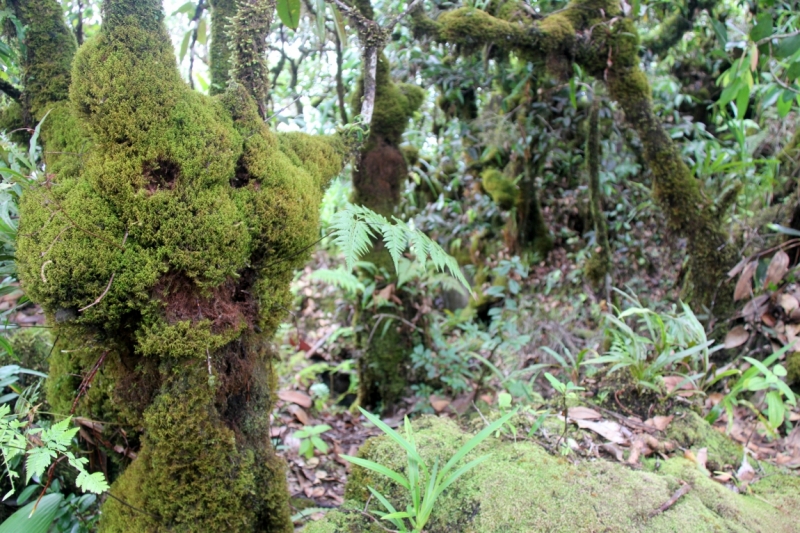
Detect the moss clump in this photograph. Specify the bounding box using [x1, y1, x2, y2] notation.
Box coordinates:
[787, 351, 800, 386]
[15, 0, 344, 530]
[481, 168, 518, 210]
[309, 416, 800, 533]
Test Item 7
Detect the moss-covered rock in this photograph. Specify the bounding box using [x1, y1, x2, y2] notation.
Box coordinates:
[307, 416, 800, 533]
[14, 0, 345, 530]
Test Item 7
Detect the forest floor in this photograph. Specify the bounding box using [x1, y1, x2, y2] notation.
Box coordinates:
[269, 192, 800, 529]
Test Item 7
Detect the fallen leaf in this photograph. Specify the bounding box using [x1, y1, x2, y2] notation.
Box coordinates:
[741, 295, 770, 319]
[568, 406, 602, 420]
[737, 454, 756, 486]
[287, 404, 309, 425]
[645, 415, 674, 431]
[574, 419, 627, 444]
[734, 261, 757, 301]
[628, 438, 645, 464]
[430, 395, 450, 413]
[728, 257, 748, 278]
[374, 283, 396, 304]
[779, 293, 799, 313]
[724, 326, 749, 349]
[761, 311, 776, 328]
[712, 472, 732, 483]
[695, 447, 708, 471]
[279, 390, 312, 408]
[601, 442, 625, 462]
[764, 250, 790, 289]
[663, 376, 697, 394]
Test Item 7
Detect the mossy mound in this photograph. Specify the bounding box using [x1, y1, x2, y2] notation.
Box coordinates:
[14, 1, 345, 530]
[306, 416, 800, 533]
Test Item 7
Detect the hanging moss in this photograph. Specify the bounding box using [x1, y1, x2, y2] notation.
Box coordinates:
[15, 0, 345, 530]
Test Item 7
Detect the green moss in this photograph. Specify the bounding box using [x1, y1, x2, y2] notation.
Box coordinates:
[308, 416, 800, 533]
[15, 1, 344, 530]
[209, 0, 236, 94]
[787, 350, 800, 386]
[481, 168, 519, 210]
[7, 0, 76, 119]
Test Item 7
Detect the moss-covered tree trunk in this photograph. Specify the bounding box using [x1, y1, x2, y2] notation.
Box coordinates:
[585, 104, 612, 289]
[14, 0, 345, 530]
[347, 0, 424, 410]
[209, 0, 236, 94]
[412, 0, 737, 318]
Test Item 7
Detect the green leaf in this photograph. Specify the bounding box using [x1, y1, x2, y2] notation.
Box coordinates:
[766, 390, 785, 429]
[776, 34, 800, 59]
[196, 16, 208, 46]
[0, 493, 62, 533]
[310, 436, 328, 453]
[735, 85, 750, 118]
[277, 0, 301, 30]
[75, 470, 109, 494]
[339, 455, 411, 490]
[711, 19, 727, 45]
[439, 410, 516, 478]
[29, 110, 49, 164]
[179, 30, 191, 62]
[750, 13, 773, 42]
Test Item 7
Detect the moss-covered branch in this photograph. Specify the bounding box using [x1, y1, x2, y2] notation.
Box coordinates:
[6, 0, 76, 119]
[413, 1, 736, 314]
[585, 103, 611, 288]
[641, 0, 719, 57]
[229, 0, 275, 117]
[209, 0, 236, 94]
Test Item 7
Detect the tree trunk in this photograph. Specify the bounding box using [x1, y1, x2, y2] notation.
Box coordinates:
[15, 1, 345, 530]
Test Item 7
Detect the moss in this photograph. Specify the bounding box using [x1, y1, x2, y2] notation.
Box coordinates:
[6, 0, 77, 120]
[481, 168, 518, 210]
[585, 105, 611, 286]
[308, 416, 800, 533]
[5, 328, 52, 376]
[665, 411, 742, 469]
[15, 1, 344, 530]
[209, 0, 236, 94]
[787, 350, 800, 386]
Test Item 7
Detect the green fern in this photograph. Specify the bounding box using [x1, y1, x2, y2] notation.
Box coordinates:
[329, 204, 471, 294]
[308, 267, 365, 295]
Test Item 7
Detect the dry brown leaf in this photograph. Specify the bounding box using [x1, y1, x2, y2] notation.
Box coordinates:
[628, 438, 645, 465]
[287, 404, 309, 425]
[429, 395, 451, 413]
[574, 419, 627, 444]
[662, 376, 698, 394]
[779, 293, 800, 313]
[737, 455, 756, 486]
[696, 447, 708, 471]
[724, 325, 749, 349]
[741, 294, 770, 318]
[734, 261, 758, 301]
[374, 283, 396, 304]
[601, 442, 625, 462]
[764, 250, 790, 289]
[567, 406, 602, 420]
[761, 311, 777, 327]
[712, 472, 732, 483]
[728, 257, 749, 278]
[279, 390, 312, 408]
[645, 415, 674, 431]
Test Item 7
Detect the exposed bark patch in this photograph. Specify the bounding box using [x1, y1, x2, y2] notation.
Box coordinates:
[143, 157, 180, 193]
[153, 269, 258, 333]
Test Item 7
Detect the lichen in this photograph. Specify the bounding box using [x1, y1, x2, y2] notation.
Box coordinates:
[307, 416, 800, 533]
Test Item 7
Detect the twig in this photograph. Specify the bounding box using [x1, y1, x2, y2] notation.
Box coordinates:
[649, 481, 691, 518]
[40, 260, 52, 283]
[78, 273, 115, 312]
[305, 328, 336, 358]
[45, 189, 126, 251]
[756, 29, 800, 47]
[71, 350, 109, 414]
[385, 0, 423, 33]
[367, 313, 420, 346]
[266, 94, 303, 122]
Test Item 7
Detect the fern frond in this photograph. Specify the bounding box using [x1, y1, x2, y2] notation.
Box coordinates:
[329, 203, 473, 295]
[330, 205, 374, 270]
[309, 268, 365, 295]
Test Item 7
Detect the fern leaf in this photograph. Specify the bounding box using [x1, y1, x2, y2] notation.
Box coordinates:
[380, 223, 407, 272]
[309, 268, 365, 295]
[330, 206, 374, 270]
